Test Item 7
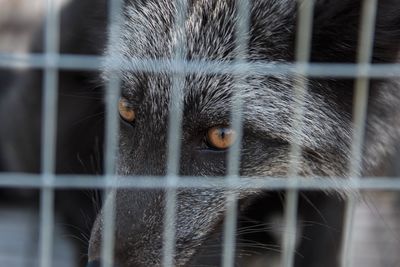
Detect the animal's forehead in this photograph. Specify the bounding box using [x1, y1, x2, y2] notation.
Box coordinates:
[111, 0, 296, 61]
[105, 0, 350, 150]
[109, 0, 297, 109]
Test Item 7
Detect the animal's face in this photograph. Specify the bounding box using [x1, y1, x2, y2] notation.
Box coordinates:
[88, 0, 400, 266]
[108, 0, 352, 177]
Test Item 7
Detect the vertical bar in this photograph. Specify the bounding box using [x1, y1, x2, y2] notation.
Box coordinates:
[221, 0, 251, 267]
[340, 1, 378, 266]
[101, 1, 123, 267]
[38, 0, 60, 267]
[162, 0, 187, 266]
[281, 1, 314, 266]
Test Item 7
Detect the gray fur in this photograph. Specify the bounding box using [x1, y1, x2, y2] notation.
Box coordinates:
[88, 0, 400, 266]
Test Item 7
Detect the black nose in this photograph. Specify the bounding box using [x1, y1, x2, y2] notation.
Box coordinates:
[86, 260, 101, 267]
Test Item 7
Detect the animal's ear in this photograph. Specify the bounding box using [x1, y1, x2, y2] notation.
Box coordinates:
[311, 0, 400, 63]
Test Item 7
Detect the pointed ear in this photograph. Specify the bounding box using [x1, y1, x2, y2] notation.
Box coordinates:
[311, 0, 400, 63]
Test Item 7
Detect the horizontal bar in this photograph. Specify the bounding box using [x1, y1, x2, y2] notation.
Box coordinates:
[1, 53, 400, 78]
[0, 174, 400, 191]
[0, 53, 102, 70]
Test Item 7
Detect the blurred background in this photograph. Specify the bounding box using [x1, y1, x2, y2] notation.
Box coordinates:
[0, 1, 98, 266]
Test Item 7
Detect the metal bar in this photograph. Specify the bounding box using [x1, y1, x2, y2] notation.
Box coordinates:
[38, 0, 60, 267]
[162, 1, 188, 266]
[2, 53, 400, 78]
[221, 0, 251, 266]
[281, 1, 314, 266]
[340, 1, 378, 267]
[100, 77, 121, 267]
[100, 1, 123, 267]
[2, 174, 400, 190]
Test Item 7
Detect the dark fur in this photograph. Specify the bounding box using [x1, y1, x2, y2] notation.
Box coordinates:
[1, 0, 400, 266]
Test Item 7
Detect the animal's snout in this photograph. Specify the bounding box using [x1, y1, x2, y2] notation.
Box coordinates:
[87, 188, 232, 267]
[87, 189, 169, 266]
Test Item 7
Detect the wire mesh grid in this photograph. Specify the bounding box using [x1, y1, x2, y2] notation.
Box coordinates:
[0, 0, 400, 267]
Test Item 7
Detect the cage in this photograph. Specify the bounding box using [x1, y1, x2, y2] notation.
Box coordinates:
[0, 0, 400, 267]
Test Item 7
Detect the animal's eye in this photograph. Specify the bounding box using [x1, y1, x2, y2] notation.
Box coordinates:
[206, 126, 236, 150]
[118, 97, 136, 123]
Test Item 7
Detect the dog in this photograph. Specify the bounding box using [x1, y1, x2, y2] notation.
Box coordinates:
[1, 0, 400, 266]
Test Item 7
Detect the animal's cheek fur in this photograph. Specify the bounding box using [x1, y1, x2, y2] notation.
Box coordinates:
[239, 139, 348, 178]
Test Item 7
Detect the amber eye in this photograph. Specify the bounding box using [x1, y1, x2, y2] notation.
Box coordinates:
[206, 126, 236, 150]
[118, 97, 136, 123]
